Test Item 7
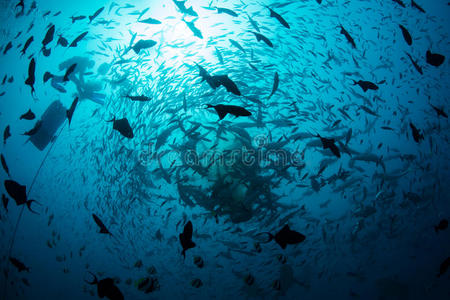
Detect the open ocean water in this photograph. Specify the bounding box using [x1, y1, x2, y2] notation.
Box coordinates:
[0, 0, 449, 299]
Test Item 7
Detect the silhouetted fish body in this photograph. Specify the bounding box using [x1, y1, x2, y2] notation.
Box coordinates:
[206, 104, 251, 120]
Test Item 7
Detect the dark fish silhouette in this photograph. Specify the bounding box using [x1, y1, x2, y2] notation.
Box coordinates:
[249, 31, 273, 47]
[399, 25, 412, 45]
[57, 35, 68, 47]
[183, 20, 203, 39]
[409, 122, 424, 143]
[23, 120, 41, 136]
[405, 53, 423, 75]
[25, 58, 36, 95]
[2, 194, 8, 212]
[268, 72, 279, 99]
[107, 117, 134, 139]
[258, 224, 306, 249]
[132, 39, 157, 54]
[393, 0, 406, 7]
[69, 31, 88, 48]
[43, 71, 54, 83]
[411, 0, 425, 13]
[20, 109, 35, 120]
[206, 104, 251, 120]
[179, 220, 196, 258]
[4, 180, 40, 214]
[9, 257, 30, 272]
[211, 75, 241, 95]
[42, 24, 55, 56]
[435, 219, 448, 233]
[63, 63, 77, 81]
[21, 36, 33, 56]
[1, 154, 10, 177]
[339, 25, 356, 48]
[67, 97, 79, 126]
[85, 272, 124, 300]
[173, 0, 198, 17]
[125, 95, 151, 101]
[216, 7, 238, 17]
[139, 17, 161, 24]
[89, 7, 104, 23]
[353, 80, 378, 92]
[266, 7, 290, 29]
[3, 125, 11, 145]
[437, 257, 450, 277]
[92, 214, 111, 234]
[318, 135, 341, 158]
[3, 42, 12, 55]
[430, 104, 447, 118]
[426, 51, 445, 67]
[229, 39, 245, 53]
[71, 15, 86, 23]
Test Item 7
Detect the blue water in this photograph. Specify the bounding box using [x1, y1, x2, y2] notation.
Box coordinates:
[1, 0, 449, 299]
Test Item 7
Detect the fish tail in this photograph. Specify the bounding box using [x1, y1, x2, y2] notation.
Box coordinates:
[205, 104, 213, 109]
[106, 116, 115, 123]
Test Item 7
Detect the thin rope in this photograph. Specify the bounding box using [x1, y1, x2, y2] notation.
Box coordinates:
[2, 120, 68, 300]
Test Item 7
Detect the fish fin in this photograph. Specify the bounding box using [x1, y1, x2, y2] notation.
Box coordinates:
[26, 200, 41, 215]
[106, 116, 115, 123]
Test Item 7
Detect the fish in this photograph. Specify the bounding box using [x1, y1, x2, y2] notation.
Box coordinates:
[266, 7, 290, 29]
[247, 13, 260, 32]
[434, 219, 448, 233]
[20, 109, 35, 120]
[21, 36, 33, 56]
[191, 278, 203, 288]
[426, 51, 445, 67]
[57, 35, 68, 47]
[258, 224, 305, 249]
[3, 125, 10, 144]
[2, 194, 8, 212]
[4, 180, 40, 214]
[89, 7, 105, 23]
[70, 15, 86, 23]
[249, 31, 273, 47]
[193, 256, 204, 268]
[125, 95, 152, 101]
[411, 0, 425, 13]
[211, 75, 241, 95]
[25, 58, 36, 95]
[360, 105, 379, 117]
[42, 24, 55, 56]
[3, 42, 12, 55]
[23, 120, 41, 136]
[1, 154, 10, 177]
[339, 25, 356, 48]
[66, 97, 79, 126]
[179, 220, 196, 258]
[173, 0, 198, 17]
[183, 20, 202, 39]
[398, 25, 412, 46]
[43, 71, 54, 83]
[63, 63, 77, 81]
[215, 47, 223, 64]
[437, 257, 450, 277]
[107, 117, 134, 138]
[229, 39, 245, 53]
[318, 134, 341, 158]
[69, 31, 88, 48]
[132, 39, 157, 54]
[409, 122, 424, 143]
[206, 104, 251, 120]
[9, 257, 30, 272]
[92, 214, 112, 235]
[430, 104, 447, 118]
[85, 272, 124, 300]
[405, 53, 423, 75]
[393, 0, 405, 7]
[268, 72, 279, 99]
[216, 7, 238, 17]
[138, 17, 161, 24]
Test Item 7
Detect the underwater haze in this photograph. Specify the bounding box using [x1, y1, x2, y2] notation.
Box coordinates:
[0, 0, 450, 299]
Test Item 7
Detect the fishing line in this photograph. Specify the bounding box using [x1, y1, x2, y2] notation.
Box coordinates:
[2, 120, 68, 300]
